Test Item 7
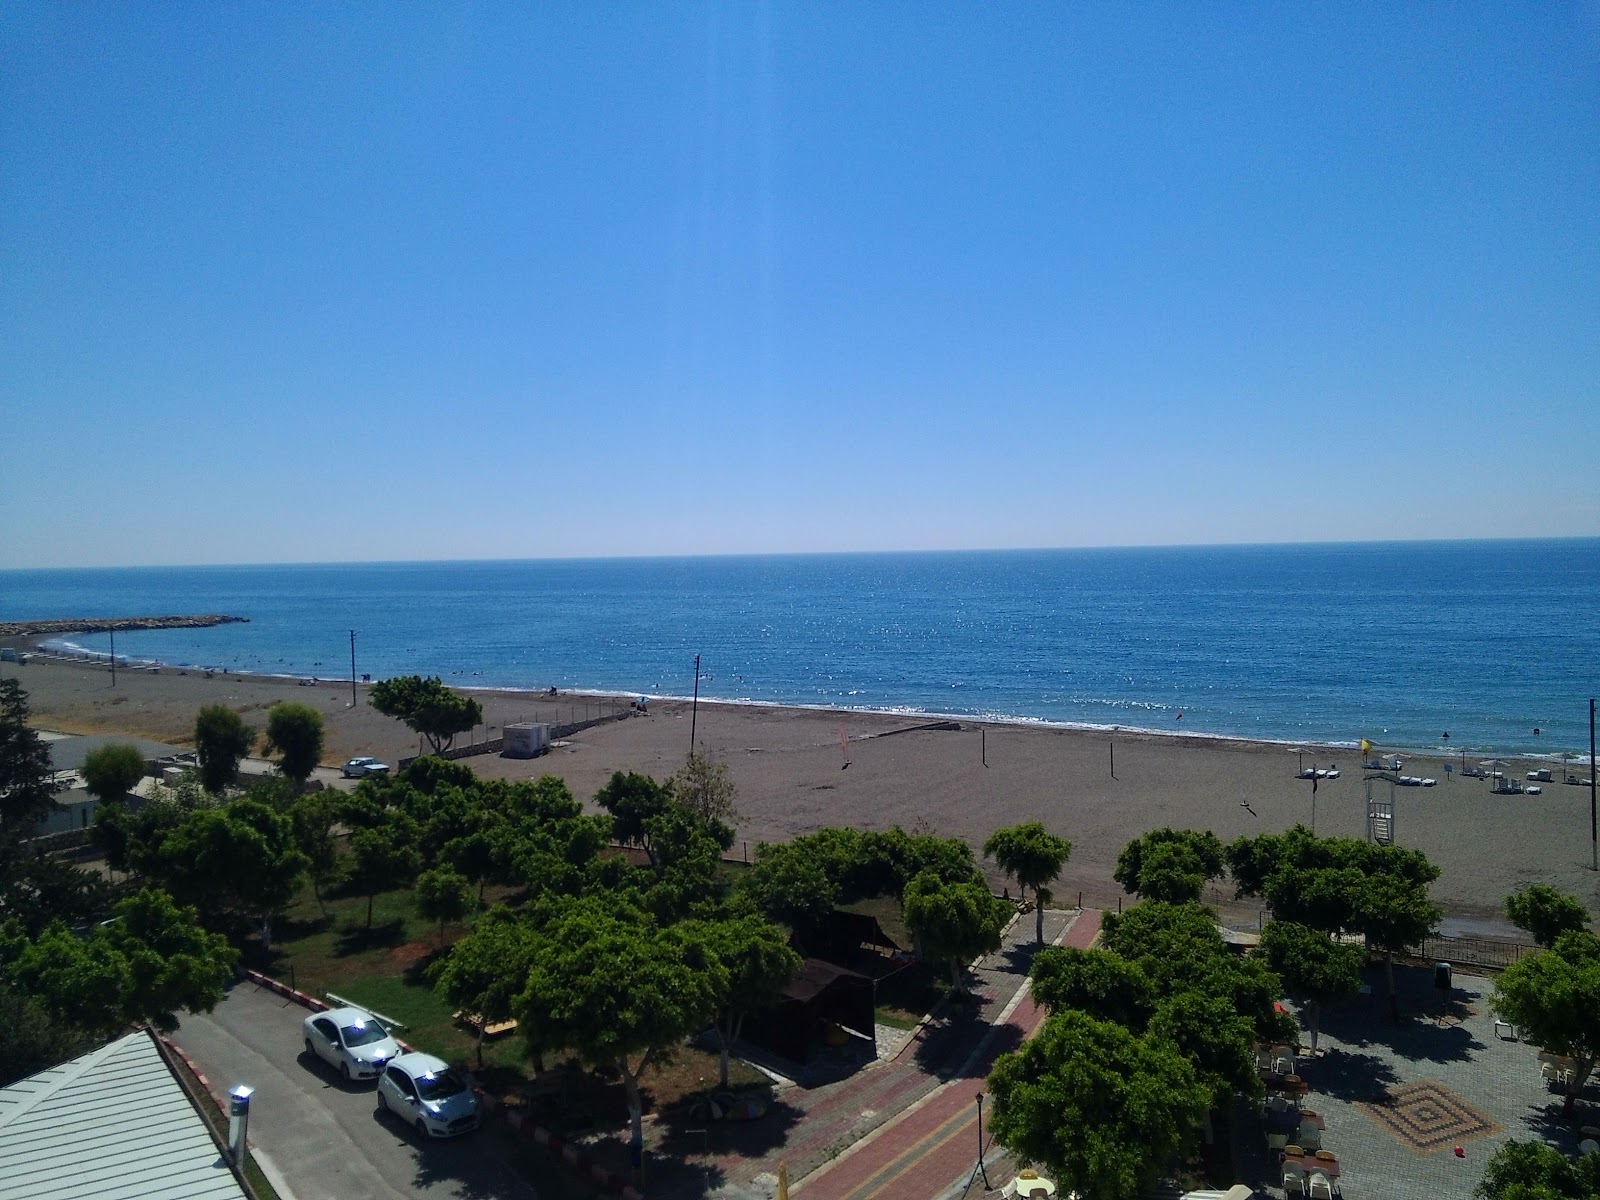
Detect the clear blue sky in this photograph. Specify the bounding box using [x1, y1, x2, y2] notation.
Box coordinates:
[2, 4, 1596, 567]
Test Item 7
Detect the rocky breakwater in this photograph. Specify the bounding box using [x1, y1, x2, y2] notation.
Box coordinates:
[0, 615, 249, 637]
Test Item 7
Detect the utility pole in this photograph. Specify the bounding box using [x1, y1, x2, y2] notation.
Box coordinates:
[109, 624, 116, 688]
[1589, 697, 1596, 872]
[689, 654, 701, 754]
[350, 630, 358, 708]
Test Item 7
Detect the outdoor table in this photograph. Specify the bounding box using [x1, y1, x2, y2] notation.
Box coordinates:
[1267, 1108, 1325, 1136]
[1263, 1073, 1309, 1097]
[1007, 1171, 1057, 1197]
[1283, 1151, 1340, 1179]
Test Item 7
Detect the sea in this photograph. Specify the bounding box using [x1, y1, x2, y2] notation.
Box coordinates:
[3, 540, 1598, 756]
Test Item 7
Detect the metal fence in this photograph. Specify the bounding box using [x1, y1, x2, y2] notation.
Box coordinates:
[1411, 934, 1534, 973]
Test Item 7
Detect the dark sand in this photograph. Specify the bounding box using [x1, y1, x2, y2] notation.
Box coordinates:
[10, 654, 1598, 923]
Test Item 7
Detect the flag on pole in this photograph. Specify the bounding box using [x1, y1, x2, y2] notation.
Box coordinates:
[1360, 738, 1373, 755]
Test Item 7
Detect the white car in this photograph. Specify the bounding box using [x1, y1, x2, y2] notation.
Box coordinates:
[342, 756, 391, 778]
[302, 1007, 401, 1081]
[376, 1052, 481, 1139]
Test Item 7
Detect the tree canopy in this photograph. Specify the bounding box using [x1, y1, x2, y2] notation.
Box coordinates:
[1256, 920, 1365, 1052]
[1476, 1138, 1600, 1200]
[0, 680, 54, 856]
[1506, 885, 1592, 949]
[1227, 825, 1440, 1020]
[515, 897, 726, 1149]
[988, 1008, 1211, 1200]
[194, 704, 255, 793]
[682, 913, 802, 1087]
[1493, 930, 1600, 1106]
[1114, 828, 1225, 904]
[667, 749, 739, 826]
[985, 821, 1073, 945]
[263, 701, 324, 785]
[429, 908, 544, 1067]
[902, 869, 1011, 993]
[0, 886, 236, 1041]
[80, 743, 147, 804]
[369, 675, 484, 753]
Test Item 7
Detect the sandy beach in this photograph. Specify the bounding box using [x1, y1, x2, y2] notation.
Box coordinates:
[9, 653, 1598, 924]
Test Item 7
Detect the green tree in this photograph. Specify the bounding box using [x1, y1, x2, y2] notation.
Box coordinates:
[0, 680, 55, 857]
[430, 909, 543, 1067]
[415, 866, 473, 947]
[156, 799, 309, 951]
[985, 821, 1073, 945]
[740, 841, 839, 945]
[1506, 885, 1592, 949]
[0, 981, 96, 1087]
[987, 1009, 1210, 1200]
[263, 702, 324, 785]
[1476, 1137, 1600, 1200]
[1114, 828, 1225, 904]
[369, 675, 484, 753]
[80, 743, 146, 805]
[668, 748, 739, 826]
[291, 793, 342, 915]
[685, 914, 803, 1087]
[0, 886, 235, 1037]
[1492, 930, 1600, 1111]
[348, 823, 423, 927]
[516, 898, 726, 1151]
[902, 869, 1011, 993]
[194, 704, 255, 793]
[595, 771, 672, 866]
[1256, 920, 1365, 1053]
[1030, 946, 1155, 1028]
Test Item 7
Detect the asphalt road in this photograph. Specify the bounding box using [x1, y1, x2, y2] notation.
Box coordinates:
[175, 980, 544, 1200]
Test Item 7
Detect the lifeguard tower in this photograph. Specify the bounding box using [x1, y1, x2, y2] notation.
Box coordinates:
[1365, 771, 1396, 845]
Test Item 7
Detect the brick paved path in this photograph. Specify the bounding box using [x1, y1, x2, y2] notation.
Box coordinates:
[786, 907, 1102, 1200]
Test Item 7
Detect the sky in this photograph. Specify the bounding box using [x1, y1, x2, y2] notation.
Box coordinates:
[2, 4, 1597, 568]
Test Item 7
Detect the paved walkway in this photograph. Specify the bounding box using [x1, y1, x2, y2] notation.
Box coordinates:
[654, 906, 1091, 1200]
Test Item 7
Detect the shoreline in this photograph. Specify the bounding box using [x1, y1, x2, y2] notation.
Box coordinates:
[29, 633, 1573, 763]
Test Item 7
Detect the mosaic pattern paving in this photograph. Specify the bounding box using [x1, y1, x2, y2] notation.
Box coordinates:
[1356, 1079, 1503, 1154]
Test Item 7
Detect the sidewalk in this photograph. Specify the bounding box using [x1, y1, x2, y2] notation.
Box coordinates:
[799, 908, 1102, 1200]
[669, 905, 1100, 1200]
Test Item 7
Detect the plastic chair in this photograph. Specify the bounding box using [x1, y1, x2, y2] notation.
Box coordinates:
[1267, 1096, 1290, 1114]
[1297, 1124, 1321, 1151]
[1308, 1171, 1335, 1199]
[1267, 1133, 1288, 1151]
[1275, 1053, 1297, 1075]
[1283, 1163, 1307, 1196]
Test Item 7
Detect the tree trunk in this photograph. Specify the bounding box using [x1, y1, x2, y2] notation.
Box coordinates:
[1035, 888, 1045, 946]
[1385, 952, 1400, 1022]
[1307, 1000, 1322, 1054]
[475, 1024, 486, 1069]
[367, 892, 375, 928]
[949, 958, 965, 995]
[620, 1058, 648, 1161]
[260, 913, 272, 954]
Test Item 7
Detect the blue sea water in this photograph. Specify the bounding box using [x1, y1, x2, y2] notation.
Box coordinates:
[3, 540, 1598, 755]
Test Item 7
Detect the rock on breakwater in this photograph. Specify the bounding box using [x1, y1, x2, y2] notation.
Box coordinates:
[0, 615, 248, 637]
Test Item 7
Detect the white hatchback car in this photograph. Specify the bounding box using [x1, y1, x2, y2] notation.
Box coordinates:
[302, 1007, 401, 1082]
[376, 1052, 481, 1139]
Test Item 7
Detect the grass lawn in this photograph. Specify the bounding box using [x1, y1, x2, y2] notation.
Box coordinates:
[251, 880, 767, 1120]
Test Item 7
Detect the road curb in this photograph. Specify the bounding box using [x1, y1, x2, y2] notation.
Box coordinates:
[237, 967, 642, 1200]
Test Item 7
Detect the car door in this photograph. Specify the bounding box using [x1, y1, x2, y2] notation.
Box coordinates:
[387, 1065, 420, 1115]
[310, 1016, 343, 1067]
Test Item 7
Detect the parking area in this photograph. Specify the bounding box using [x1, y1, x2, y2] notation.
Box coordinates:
[174, 979, 577, 1200]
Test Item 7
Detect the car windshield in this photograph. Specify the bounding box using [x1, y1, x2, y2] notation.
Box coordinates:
[415, 1069, 467, 1101]
[341, 1020, 388, 1048]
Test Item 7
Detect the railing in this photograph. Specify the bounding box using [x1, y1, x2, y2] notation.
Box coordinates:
[1412, 934, 1534, 972]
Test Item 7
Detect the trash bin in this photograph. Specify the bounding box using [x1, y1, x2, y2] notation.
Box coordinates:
[1434, 962, 1452, 992]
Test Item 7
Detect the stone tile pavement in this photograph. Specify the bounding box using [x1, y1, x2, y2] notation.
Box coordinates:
[1239, 963, 1600, 1200]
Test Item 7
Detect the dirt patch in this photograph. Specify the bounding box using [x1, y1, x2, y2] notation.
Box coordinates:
[388, 941, 432, 970]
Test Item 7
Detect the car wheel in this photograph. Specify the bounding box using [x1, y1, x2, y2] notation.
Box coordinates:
[341, 1062, 351, 1082]
[305, 1038, 316, 1059]
[416, 1118, 430, 1140]
[377, 1089, 389, 1112]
